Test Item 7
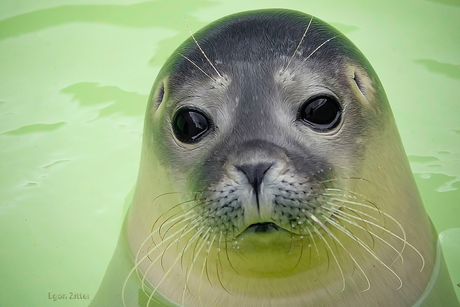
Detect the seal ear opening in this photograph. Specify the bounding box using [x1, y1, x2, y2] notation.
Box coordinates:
[353, 70, 365, 97]
[155, 82, 165, 109]
[350, 66, 376, 106]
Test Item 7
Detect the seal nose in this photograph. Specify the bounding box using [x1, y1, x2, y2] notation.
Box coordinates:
[235, 162, 273, 211]
[236, 162, 273, 190]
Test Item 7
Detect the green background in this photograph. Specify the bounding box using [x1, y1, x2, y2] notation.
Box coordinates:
[0, 0, 459, 306]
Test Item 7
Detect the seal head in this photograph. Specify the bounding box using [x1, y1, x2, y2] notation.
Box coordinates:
[92, 9, 459, 307]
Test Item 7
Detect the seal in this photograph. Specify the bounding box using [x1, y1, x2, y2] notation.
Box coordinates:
[90, 9, 459, 307]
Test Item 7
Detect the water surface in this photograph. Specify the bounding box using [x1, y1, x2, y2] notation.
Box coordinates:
[0, 0, 459, 306]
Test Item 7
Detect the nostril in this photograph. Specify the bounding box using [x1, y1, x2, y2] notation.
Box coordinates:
[235, 162, 273, 191]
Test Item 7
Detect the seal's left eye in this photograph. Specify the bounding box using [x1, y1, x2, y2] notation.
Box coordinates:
[299, 96, 342, 131]
[173, 108, 210, 143]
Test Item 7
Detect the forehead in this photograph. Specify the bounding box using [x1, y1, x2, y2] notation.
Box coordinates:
[152, 9, 388, 125]
[167, 10, 362, 88]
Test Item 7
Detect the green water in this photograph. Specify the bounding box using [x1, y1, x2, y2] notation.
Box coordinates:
[0, 0, 459, 306]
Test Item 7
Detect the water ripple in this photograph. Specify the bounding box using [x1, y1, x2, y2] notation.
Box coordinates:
[414, 59, 460, 80]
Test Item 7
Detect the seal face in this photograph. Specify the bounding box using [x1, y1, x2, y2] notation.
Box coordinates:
[101, 9, 452, 307]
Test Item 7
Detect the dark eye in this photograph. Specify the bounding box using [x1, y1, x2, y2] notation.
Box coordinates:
[299, 96, 341, 131]
[173, 108, 210, 143]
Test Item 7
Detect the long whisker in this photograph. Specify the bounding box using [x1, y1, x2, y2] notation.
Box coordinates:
[205, 235, 216, 287]
[199, 234, 216, 306]
[284, 16, 313, 71]
[291, 230, 305, 272]
[180, 225, 206, 270]
[316, 207, 404, 290]
[318, 177, 373, 185]
[179, 234, 200, 305]
[157, 210, 196, 242]
[322, 216, 372, 292]
[224, 232, 240, 275]
[185, 21, 223, 79]
[329, 200, 377, 248]
[134, 224, 192, 296]
[150, 198, 200, 244]
[326, 191, 409, 264]
[150, 191, 199, 205]
[216, 231, 232, 294]
[329, 201, 380, 222]
[181, 229, 211, 306]
[122, 228, 181, 307]
[140, 226, 198, 295]
[325, 204, 405, 263]
[323, 188, 382, 213]
[180, 217, 207, 269]
[310, 222, 345, 292]
[179, 227, 205, 300]
[146, 228, 208, 306]
[325, 193, 425, 271]
[147, 213, 194, 262]
[304, 35, 339, 62]
[128, 231, 170, 301]
[304, 219, 320, 259]
[160, 218, 196, 271]
[159, 208, 200, 240]
[177, 52, 216, 82]
[285, 232, 297, 259]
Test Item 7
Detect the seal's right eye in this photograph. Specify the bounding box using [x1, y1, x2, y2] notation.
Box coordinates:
[173, 108, 210, 143]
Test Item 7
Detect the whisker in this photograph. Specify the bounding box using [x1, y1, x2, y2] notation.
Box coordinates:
[326, 203, 401, 255]
[326, 194, 425, 271]
[146, 228, 209, 306]
[141, 226, 198, 295]
[325, 207, 405, 266]
[216, 231, 232, 294]
[323, 188, 382, 213]
[180, 217, 208, 268]
[327, 200, 380, 223]
[160, 220, 194, 271]
[327, 201, 377, 248]
[150, 198, 200, 244]
[318, 215, 372, 292]
[179, 228, 205, 300]
[319, 177, 373, 185]
[283, 16, 313, 71]
[128, 231, 169, 301]
[181, 228, 211, 305]
[307, 234, 313, 269]
[285, 232, 297, 259]
[326, 214, 403, 290]
[304, 221, 320, 259]
[185, 21, 223, 79]
[158, 210, 196, 242]
[205, 235, 216, 287]
[304, 35, 339, 62]
[199, 234, 216, 306]
[224, 232, 240, 275]
[177, 52, 216, 82]
[146, 215, 196, 265]
[135, 225, 192, 294]
[291, 230, 304, 272]
[181, 224, 206, 270]
[122, 230, 179, 307]
[310, 221, 346, 292]
[179, 234, 199, 305]
[150, 191, 198, 205]
[142, 237, 182, 297]
[147, 213, 195, 262]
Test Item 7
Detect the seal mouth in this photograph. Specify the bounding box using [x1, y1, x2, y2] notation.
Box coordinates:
[245, 222, 280, 234]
